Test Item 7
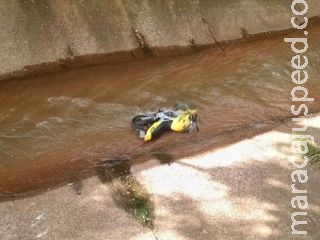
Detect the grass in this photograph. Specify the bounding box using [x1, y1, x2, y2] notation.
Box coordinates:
[95, 158, 155, 228]
[304, 141, 320, 167]
[111, 174, 155, 228]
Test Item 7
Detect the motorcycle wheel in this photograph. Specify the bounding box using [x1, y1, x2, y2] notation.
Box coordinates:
[132, 115, 152, 131]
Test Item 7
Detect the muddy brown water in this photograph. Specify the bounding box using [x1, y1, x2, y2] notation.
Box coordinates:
[0, 26, 320, 198]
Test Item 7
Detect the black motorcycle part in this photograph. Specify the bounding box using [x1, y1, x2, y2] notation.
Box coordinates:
[132, 115, 155, 131]
[150, 120, 172, 139]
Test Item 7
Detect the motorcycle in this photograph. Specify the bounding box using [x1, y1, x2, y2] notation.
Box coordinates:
[132, 105, 199, 141]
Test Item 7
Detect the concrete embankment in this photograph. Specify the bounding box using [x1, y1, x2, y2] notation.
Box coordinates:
[1, 114, 320, 240]
[1, 0, 320, 80]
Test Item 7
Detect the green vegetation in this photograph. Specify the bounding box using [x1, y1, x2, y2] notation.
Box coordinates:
[111, 174, 155, 228]
[304, 141, 320, 167]
[95, 158, 155, 228]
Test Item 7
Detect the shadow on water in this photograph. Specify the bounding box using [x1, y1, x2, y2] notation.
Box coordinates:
[151, 149, 174, 165]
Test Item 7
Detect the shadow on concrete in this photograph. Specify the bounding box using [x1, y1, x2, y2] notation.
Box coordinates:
[151, 159, 320, 239]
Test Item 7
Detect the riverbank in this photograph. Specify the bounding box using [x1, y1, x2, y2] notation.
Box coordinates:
[1, 114, 319, 239]
[1, 1, 320, 81]
[1, 24, 320, 197]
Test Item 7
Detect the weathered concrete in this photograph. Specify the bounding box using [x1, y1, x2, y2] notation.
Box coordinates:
[0, 0, 319, 80]
[1, 114, 319, 239]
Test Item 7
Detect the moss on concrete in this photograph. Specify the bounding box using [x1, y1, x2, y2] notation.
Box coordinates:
[110, 175, 155, 228]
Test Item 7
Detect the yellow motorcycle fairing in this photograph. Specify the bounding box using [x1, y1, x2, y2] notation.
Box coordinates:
[170, 114, 190, 131]
[144, 109, 197, 141]
[144, 120, 163, 141]
[171, 109, 197, 132]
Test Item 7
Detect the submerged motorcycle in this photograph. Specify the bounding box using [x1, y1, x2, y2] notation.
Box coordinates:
[132, 105, 199, 141]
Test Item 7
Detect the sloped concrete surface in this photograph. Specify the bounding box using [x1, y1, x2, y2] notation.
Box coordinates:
[1, 0, 320, 79]
[1, 114, 319, 239]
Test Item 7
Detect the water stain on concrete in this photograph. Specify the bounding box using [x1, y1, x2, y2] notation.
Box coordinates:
[95, 158, 155, 228]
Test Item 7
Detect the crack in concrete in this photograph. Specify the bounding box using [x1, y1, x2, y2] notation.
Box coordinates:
[201, 17, 225, 54]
